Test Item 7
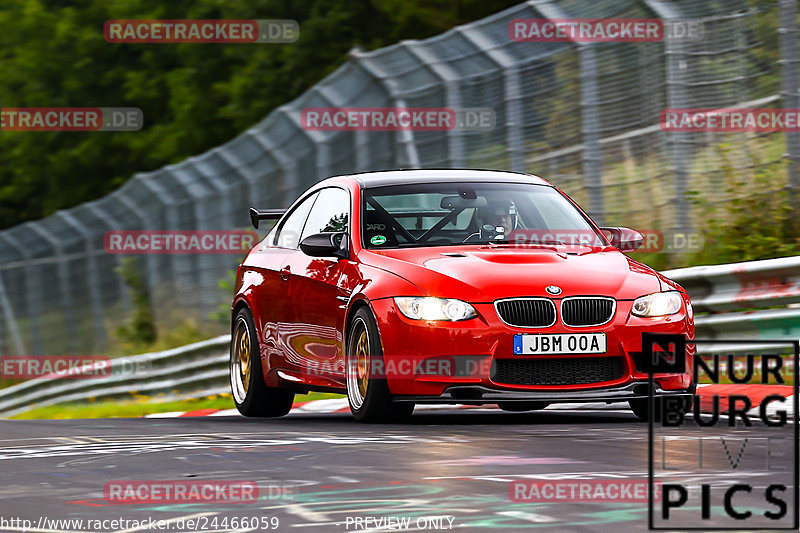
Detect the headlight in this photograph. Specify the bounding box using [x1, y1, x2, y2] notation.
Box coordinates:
[631, 291, 683, 317]
[394, 297, 477, 321]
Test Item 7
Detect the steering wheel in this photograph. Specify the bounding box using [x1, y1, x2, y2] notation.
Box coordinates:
[463, 224, 501, 243]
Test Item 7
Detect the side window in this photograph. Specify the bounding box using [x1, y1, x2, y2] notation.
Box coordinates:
[275, 192, 318, 249]
[300, 188, 350, 241]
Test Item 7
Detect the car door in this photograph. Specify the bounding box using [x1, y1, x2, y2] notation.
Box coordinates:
[264, 191, 318, 366]
[279, 187, 351, 381]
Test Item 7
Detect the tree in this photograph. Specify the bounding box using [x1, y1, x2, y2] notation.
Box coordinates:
[0, 0, 521, 229]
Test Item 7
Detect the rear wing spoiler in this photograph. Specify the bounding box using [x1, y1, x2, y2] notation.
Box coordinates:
[249, 208, 285, 229]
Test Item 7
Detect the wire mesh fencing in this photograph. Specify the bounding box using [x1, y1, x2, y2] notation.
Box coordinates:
[0, 0, 797, 355]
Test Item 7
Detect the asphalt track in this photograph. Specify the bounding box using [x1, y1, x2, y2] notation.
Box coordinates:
[0, 407, 795, 533]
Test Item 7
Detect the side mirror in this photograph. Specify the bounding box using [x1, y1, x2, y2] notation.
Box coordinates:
[299, 232, 349, 259]
[600, 227, 643, 252]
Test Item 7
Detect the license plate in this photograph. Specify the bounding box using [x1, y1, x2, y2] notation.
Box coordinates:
[514, 333, 606, 355]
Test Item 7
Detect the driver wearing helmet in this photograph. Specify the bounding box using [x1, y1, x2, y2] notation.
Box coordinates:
[483, 199, 517, 236]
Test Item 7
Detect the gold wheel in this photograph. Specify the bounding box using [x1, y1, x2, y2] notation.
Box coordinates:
[238, 324, 251, 393]
[346, 309, 414, 422]
[355, 329, 369, 400]
[231, 317, 252, 403]
[347, 317, 371, 410]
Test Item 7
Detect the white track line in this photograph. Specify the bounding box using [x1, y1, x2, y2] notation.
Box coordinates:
[144, 385, 796, 417]
[142, 411, 186, 418]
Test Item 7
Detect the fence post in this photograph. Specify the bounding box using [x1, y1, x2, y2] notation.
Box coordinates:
[168, 163, 228, 311]
[0, 272, 26, 355]
[457, 25, 526, 172]
[403, 42, 465, 168]
[216, 142, 269, 209]
[192, 152, 238, 231]
[277, 106, 330, 186]
[26, 223, 79, 353]
[0, 233, 43, 354]
[115, 192, 163, 307]
[644, 0, 691, 233]
[350, 50, 421, 168]
[247, 127, 300, 204]
[780, 0, 800, 218]
[55, 211, 106, 351]
[579, 44, 605, 225]
[314, 82, 348, 172]
[535, 1, 605, 222]
[86, 201, 132, 311]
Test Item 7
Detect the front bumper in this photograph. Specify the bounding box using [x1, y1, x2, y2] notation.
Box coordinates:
[394, 382, 694, 404]
[369, 294, 694, 398]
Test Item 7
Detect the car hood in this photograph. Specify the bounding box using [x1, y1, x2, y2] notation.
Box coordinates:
[360, 245, 663, 301]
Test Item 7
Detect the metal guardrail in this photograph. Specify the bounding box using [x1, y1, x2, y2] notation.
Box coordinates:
[0, 256, 798, 417]
[664, 256, 800, 354]
[664, 256, 800, 312]
[0, 335, 231, 418]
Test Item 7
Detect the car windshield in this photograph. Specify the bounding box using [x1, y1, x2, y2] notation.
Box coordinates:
[362, 182, 604, 249]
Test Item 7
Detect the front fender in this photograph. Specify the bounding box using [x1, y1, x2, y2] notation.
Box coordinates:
[354, 262, 428, 302]
[340, 262, 427, 354]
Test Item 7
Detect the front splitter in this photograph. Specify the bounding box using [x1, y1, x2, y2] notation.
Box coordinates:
[394, 382, 693, 404]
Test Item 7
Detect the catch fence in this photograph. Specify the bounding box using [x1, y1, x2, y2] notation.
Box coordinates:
[0, 0, 797, 355]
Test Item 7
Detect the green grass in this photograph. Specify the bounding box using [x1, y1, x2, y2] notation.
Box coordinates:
[0, 379, 24, 390]
[10, 391, 344, 420]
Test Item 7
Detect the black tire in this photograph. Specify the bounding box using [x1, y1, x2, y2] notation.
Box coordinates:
[230, 308, 294, 417]
[498, 401, 550, 412]
[346, 307, 414, 423]
[630, 387, 694, 422]
[629, 397, 661, 421]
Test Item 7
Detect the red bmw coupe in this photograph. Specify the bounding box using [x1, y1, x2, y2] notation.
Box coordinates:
[230, 169, 694, 422]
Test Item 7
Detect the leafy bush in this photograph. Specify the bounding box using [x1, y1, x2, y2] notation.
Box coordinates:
[114, 257, 157, 350]
[688, 142, 800, 264]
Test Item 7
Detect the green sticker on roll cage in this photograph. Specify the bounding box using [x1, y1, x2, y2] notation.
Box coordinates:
[370, 235, 387, 245]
